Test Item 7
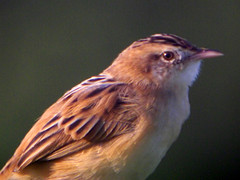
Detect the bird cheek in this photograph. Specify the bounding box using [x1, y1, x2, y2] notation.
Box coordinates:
[177, 64, 184, 71]
[143, 64, 152, 73]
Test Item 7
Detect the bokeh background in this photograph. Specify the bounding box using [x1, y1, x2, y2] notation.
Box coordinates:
[0, 1, 239, 179]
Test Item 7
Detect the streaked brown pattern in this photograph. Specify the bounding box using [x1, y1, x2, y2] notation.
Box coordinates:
[3, 74, 139, 173]
[133, 33, 198, 51]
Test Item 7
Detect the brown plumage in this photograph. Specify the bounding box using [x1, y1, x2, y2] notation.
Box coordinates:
[0, 34, 223, 180]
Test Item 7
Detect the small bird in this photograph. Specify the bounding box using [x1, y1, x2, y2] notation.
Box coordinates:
[0, 34, 223, 180]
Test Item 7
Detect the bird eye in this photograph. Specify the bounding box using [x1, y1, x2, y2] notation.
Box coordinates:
[162, 51, 175, 61]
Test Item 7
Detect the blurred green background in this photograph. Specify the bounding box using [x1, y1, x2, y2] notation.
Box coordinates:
[0, 1, 239, 179]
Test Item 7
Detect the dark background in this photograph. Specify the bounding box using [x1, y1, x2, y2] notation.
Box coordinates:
[0, 1, 239, 179]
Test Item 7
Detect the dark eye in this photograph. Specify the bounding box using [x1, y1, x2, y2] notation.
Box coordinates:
[162, 51, 175, 61]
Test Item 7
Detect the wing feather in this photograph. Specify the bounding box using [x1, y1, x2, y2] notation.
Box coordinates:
[10, 75, 139, 171]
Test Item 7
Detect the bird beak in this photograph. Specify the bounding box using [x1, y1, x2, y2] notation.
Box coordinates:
[190, 48, 223, 60]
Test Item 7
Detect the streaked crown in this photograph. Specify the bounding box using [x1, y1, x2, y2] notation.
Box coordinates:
[132, 34, 199, 51]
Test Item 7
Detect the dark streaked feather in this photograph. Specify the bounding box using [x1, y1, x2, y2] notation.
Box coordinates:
[11, 74, 138, 171]
[133, 33, 198, 51]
